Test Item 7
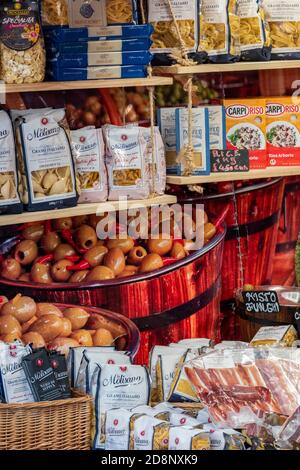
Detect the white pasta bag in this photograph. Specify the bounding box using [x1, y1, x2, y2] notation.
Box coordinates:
[103, 125, 150, 200]
[105, 408, 137, 450]
[75, 349, 131, 394]
[140, 126, 166, 196]
[71, 127, 108, 203]
[0, 342, 34, 404]
[92, 364, 150, 450]
[67, 346, 116, 387]
[133, 415, 170, 450]
[0, 109, 22, 215]
[169, 426, 210, 450]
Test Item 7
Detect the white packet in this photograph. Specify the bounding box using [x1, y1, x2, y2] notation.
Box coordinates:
[71, 126, 108, 203]
[67, 346, 116, 387]
[105, 408, 137, 450]
[140, 126, 166, 195]
[156, 352, 183, 401]
[133, 415, 169, 450]
[103, 125, 150, 200]
[169, 426, 210, 451]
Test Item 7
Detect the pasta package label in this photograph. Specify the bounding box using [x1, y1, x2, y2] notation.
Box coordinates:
[43, 24, 154, 42]
[263, 0, 300, 57]
[47, 38, 152, 54]
[68, 0, 138, 27]
[175, 107, 210, 175]
[71, 127, 108, 203]
[105, 408, 136, 450]
[238, 0, 271, 60]
[0, 110, 22, 215]
[49, 51, 152, 67]
[266, 97, 300, 166]
[199, 0, 240, 62]
[47, 65, 147, 81]
[148, 0, 197, 60]
[206, 105, 226, 150]
[224, 99, 267, 169]
[169, 427, 210, 451]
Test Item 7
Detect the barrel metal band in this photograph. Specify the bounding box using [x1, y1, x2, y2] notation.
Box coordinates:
[133, 275, 221, 331]
[226, 210, 280, 241]
[275, 240, 297, 254]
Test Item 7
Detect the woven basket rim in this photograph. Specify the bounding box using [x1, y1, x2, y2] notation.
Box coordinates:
[0, 390, 92, 410]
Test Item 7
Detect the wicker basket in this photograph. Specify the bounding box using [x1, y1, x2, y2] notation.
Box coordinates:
[0, 391, 92, 450]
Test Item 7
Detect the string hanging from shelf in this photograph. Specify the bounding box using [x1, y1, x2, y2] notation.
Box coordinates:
[147, 65, 157, 197]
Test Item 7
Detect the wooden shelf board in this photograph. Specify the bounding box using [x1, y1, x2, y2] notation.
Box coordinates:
[155, 60, 300, 75]
[1, 76, 173, 94]
[0, 195, 177, 227]
[167, 167, 300, 185]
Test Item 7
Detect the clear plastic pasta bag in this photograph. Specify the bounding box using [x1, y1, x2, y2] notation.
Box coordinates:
[41, 0, 69, 25]
[238, 0, 271, 61]
[106, 0, 138, 24]
[262, 0, 300, 59]
[198, 0, 240, 63]
[185, 347, 300, 428]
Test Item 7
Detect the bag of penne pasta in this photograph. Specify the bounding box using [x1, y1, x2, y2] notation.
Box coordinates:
[238, 0, 271, 60]
[147, 0, 199, 65]
[262, 0, 300, 59]
[198, 0, 240, 62]
[68, 0, 138, 28]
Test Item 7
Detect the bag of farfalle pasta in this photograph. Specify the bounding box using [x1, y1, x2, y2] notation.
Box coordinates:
[147, 0, 200, 65]
[198, 0, 240, 63]
[238, 0, 271, 61]
[262, 0, 300, 59]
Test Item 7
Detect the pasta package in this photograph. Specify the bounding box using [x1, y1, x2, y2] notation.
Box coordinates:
[169, 427, 210, 450]
[140, 126, 166, 196]
[266, 97, 300, 167]
[249, 325, 298, 347]
[167, 351, 200, 403]
[133, 415, 170, 450]
[175, 107, 210, 175]
[105, 408, 138, 450]
[262, 0, 300, 59]
[156, 352, 184, 402]
[224, 98, 267, 169]
[18, 109, 78, 211]
[68, 0, 138, 28]
[238, 0, 271, 61]
[67, 346, 116, 387]
[0, 109, 22, 215]
[103, 125, 150, 200]
[41, 0, 69, 26]
[71, 127, 108, 203]
[157, 107, 178, 175]
[198, 0, 240, 63]
[47, 65, 147, 81]
[147, 0, 198, 65]
[92, 364, 150, 450]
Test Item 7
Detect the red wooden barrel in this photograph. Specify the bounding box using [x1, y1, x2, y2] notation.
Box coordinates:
[271, 176, 300, 286]
[0, 228, 225, 364]
[178, 178, 285, 340]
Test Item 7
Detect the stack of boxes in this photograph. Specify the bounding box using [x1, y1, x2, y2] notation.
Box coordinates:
[44, 25, 154, 81]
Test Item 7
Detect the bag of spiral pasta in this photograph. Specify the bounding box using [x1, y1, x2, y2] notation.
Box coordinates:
[262, 0, 300, 59]
[147, 0, 199, 65]
[198, 0, 240, 62]
[71, 127, 108, 203]
[238, 0, 271, 61]
[41, 0, 69, 26]
[68, 0, 138, 27]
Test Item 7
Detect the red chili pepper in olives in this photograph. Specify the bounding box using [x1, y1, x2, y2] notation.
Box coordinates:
[61, 229, 88, 255]
[66, 260, 91, 271]
[34, 254, 54, 265]
[64, 255, 81, 263]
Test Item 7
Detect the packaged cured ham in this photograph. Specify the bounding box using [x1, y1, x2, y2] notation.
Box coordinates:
[92, 364, 150, 449]
[71, 127, 108, 203]
[103, 125, 150, 200]
[0, 109, 22, 215]
[276, 405, 300, 449]
[185, 348, 300, 428]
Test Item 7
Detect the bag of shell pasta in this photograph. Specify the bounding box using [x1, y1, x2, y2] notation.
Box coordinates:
[0, 109, 22, 215]
[103, 125, 150, 200]
[17, 108, 78, 211]
[262, 0, 300, 59]
[0, 1, 46, 84]
[41, 0, 69, 26]
[71, 127, 108, 203]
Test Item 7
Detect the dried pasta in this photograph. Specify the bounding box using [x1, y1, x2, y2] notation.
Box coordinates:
[41, 0, 69, 25]
[262, 0, 300, 58]
[106, 0, 134, 24]
[238, 0, 271, 60]
[199, 0, 240, 62]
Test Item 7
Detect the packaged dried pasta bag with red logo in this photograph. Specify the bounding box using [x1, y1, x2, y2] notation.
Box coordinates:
[238, 0, 271, 61]
[198, 0, 240, 63]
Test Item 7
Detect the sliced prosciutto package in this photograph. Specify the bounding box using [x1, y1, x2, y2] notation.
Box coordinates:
[185, 348, 300, 428]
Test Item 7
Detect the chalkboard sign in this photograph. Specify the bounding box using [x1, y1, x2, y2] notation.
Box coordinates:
[210, 149, 249, 173]
[242, 290, 280, 314]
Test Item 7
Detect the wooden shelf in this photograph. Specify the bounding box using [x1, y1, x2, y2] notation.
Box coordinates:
[0, 195, 177, 227]
[1, 76, 173, 94]
[167, 167, 300, 185]
[155, 60, 300, 75]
